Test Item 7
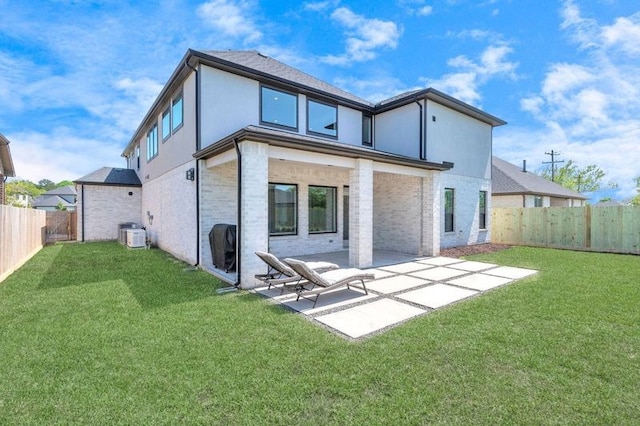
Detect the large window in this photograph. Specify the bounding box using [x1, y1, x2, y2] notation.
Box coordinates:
[479, 191, 487, 229]
[172, 93, 183, 132]
[444, 188, 454, 232]
[261, 86, 297, 129]
[309, 186, 337, 233]
[268, 183, 297, 236]
[135, 145, 140, 169]
[307, 99, 337, 137]
[162, 106, 171, 141]
[362, 114, 372, 146]
[146, 124, 158, 161]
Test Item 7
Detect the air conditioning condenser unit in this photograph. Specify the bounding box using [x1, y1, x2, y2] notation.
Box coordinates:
[126, 229, 146, 248]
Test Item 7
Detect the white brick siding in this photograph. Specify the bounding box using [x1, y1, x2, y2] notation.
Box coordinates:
[76, 185, 141, 241]
[141, 161, 198, 264]
[350, 159, 373, 268]
[440, 173, 491, 248]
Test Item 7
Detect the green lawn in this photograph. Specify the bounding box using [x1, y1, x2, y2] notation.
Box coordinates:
[1, 242, 638, 424]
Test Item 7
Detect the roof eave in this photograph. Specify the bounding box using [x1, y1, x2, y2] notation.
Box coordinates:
[376, 87, 507, 127]
[0, 133, 16, 177]
[194, 127, 453, 172]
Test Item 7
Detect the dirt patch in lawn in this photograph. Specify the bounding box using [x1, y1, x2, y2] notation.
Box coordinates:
[440, 243, 512, 258]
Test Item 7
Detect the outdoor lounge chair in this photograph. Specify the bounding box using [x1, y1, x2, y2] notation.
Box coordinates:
[283, 258, 374, 308]
[254, 251, 339, 292]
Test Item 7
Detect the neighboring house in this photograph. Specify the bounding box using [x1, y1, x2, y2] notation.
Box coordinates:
[32, 185, 78, 211]
[591, 199, 625, 207]
[492, 156, 587, 208]
[0, 133, 16, 205]
[81, 49, 506, 288]
[9, 193, 32, 208]
[74, 167, 142, 241]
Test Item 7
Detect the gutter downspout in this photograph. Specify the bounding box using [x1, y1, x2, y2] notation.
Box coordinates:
[233, 138, 242, 288]
[185, 59, 201, 266]
[414, 96, 424, 160]
[81, 184, 85, 242]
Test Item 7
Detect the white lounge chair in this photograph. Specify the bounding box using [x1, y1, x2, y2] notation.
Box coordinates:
[254, 251, 338, 292]
[284, 258, 374, 308]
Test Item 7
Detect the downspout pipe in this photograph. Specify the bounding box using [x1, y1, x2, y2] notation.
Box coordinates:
[185, 59, 201, 266]
[81, 184, 85, 242]
[414, 96, 424, 160]
[233, 138, 242, 288]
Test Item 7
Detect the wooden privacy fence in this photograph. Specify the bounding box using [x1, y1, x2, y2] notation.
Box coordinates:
[46, 211, 77, 243]
[0, 205, 47, 282]
[492, 206, 640, 254]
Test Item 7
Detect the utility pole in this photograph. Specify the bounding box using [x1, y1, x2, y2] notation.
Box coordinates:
[543, 150, 565, 182]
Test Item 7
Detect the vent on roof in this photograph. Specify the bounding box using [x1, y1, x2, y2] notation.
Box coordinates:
[257, 52, 268, 58]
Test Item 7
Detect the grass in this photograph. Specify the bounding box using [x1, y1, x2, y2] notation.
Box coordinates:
[1, 242, 638, 424]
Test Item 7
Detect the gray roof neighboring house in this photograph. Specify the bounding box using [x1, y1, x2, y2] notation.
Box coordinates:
[74, 167, 142, 186]
[32, 194, 75, 209]
[0, 133, 15, 177]
[592, 199, 625, 207]
[492, 156, 587, 200]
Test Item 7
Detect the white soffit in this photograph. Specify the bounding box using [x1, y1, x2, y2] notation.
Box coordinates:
[373, 161, 431, 177]
[268, 145, 355, 169]
[204, 149, 236, 168]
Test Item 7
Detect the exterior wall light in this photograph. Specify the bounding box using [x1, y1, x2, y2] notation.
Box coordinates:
[186, 168, 195, 181]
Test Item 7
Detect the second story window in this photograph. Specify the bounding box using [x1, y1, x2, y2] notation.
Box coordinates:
[146, 124, 158, 161]
[135, 145, 140, 169]
[162, 106, 171, 141]
[362, 114, 372, 146]
[261, 86, 297, 129]
[172, 93, 183, 132]
[307, 99, 337, 137]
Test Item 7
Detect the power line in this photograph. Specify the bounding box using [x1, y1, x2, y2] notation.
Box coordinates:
[543, 150, 565, 182]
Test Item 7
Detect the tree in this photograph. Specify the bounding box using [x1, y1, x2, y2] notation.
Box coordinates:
[540, 160, 617, 193]
[631, 177, 640, 206]
[37, 179, 56, 191]
[56, 180, 74, 188]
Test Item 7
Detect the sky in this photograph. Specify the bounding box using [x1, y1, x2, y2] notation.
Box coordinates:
[1, 0, 639, 202]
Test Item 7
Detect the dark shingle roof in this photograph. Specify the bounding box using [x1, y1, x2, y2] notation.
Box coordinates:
[592, 200, 625, 207]
[42, 185, 77, 196]
[492, 156, 587, 199]
[75, 167, 141, 187]
[199, 50, 374, 107]
[32, 194, 75, 208]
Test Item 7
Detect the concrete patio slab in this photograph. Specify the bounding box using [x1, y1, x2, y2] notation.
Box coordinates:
[366, 275, 430, 294]
[447, 274, 513, 291]
[485, 266, 538, 279]
[448, 260, 497, 272]
[315, 298, 426, 338]
[409, 266, 469, 281]
[397, 283, 478, 308]
[378, 262, 433, 274]
[417, 256, 464, 266]
[279, 287, 377, 315]
[365, 268, 397, 279]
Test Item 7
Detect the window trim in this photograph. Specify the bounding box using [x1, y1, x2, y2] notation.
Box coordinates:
[146, 124, 158, 162]
[162, 106, 171, 142]
[306, 98, 338, 139]
[171, 92, 184, 133]
[260, 85, 299, 131]
[444, 188, 455, 233]
[362, 113, 373, 146]
[268, 182, 298, 237]
[308, 185, 338, 234]
[479, 190, 487, 230]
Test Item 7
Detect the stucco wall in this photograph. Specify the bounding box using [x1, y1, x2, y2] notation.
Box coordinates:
[141, 161, 198, 264]
[76, 185, 141, 241]
[492, 194, 523, 208]
[440, 174, 491, 248]
[375, 102, 421, 158]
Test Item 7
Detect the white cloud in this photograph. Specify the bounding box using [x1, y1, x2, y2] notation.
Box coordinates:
[7, 128, 124, 182]
[303, 1, 336, 12]
[333, 74, 419, 103]
[421, 42, 518, 105]
[510, 1, 640, 201]
[321, 8, 401, 65]
[416, 6, 433, 16]
[197, 0, 262, 44]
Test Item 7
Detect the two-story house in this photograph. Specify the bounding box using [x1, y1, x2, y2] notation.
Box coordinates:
[79, 49, 505, 288]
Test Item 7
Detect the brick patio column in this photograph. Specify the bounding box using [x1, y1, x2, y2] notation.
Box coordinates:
[421, 170, 441, 256]
[239, 140, 269, 288]
[349, 158, 373, 268]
